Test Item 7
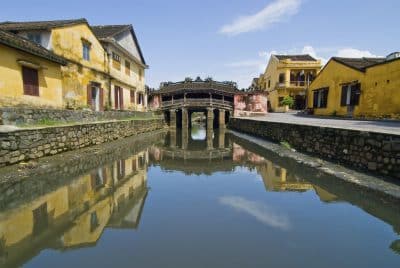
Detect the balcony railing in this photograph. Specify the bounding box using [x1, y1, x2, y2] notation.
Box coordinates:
[161, 98, 233, 109]
[276, 81, 312, 88]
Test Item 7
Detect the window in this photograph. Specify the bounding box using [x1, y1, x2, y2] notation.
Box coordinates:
[82, 41, 91, 61]
[279, 73, 285, 84]
[313, 87, 329, 108]
[112, 52, 121, 70]
[341, 83, 360, 106]
[138, 93, 143, 105]
[27, 33, 41, 45]
[125, 60, 131, 75]
[268, 80, 271, 88]
[112, 52, 121, 62]
[22, 66, 39, 96]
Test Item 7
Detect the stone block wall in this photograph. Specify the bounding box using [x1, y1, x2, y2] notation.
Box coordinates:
[0, 118, 165, 167]
[229, 118, 400, 179]
[0, 107, 156, 126]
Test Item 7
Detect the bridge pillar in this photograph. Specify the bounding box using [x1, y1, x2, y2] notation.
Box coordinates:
[182, 108, 189, 130]
[218, 128, 226, 149]
[182, 126, 189, 150]
[169, 130, 176, 148]
[219, 109, 226, 129]
[169, 109, 176, 128]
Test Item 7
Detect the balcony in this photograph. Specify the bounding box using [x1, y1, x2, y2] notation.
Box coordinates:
[276, 80, 311, 89]
[160, 98, 234, 110]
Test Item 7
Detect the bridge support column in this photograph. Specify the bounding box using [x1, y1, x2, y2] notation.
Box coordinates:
[206, 108, 214, 150]
[218, 128, 226, 149]
[169, 109, 176, 128]
[169, 130, 176, 148]
[181, 108, 189, 149]
[182, 108, 189, 130]
[219, 109, 226, 129]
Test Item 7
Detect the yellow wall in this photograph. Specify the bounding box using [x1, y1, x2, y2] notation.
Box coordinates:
[307, 60, 364, 116]
[50, 24, 109, 109]
[0, 44, 63, 108]
[264, 56, 321, 112]
[308, 59, 400, 118]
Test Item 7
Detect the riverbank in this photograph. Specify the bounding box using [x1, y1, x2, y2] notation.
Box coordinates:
[229, 117, 400, 180]
[0, 117, 166, 167]
[229, 130, 400, 202]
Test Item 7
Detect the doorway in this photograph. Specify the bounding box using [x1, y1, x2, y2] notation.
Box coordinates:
[88, 82, 102, 111]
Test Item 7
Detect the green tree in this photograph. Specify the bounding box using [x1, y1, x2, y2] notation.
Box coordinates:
[280, 96, 294, 108]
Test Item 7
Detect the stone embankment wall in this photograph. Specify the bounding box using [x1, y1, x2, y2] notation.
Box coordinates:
[229, 118, 400, 179]
[0, 107, 156, 125]
[0, 118, 165, 167]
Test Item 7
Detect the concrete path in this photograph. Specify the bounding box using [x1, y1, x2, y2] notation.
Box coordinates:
[238, 112, 400, 135]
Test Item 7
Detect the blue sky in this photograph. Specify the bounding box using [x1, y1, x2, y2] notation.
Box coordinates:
[2, 0, 399, 88]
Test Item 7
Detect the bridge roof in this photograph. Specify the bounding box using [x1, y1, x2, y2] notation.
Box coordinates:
[153, 81, 241, 96]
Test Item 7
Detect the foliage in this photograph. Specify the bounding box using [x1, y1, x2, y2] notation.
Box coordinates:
[184, 77, 193, 82]
[280, 141, 292, 150]
[280, 96, 294, 108]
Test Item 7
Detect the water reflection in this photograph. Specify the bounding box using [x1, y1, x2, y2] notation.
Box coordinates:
[0, 125, 398, 267]
[0, 150, 149, 267]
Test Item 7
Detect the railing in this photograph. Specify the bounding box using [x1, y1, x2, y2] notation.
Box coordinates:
[276, 81, 311, 88]
[161, 98, 233, 109]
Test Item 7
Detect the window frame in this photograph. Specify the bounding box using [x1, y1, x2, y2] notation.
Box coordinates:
[82, 41, 91, 61]
[312, 87, 329, 108]
[22, 66, 40, 96]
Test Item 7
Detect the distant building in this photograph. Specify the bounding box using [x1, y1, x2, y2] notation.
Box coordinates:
[0, 29, 66, 108]
[307, 53, 400, 118]
[262, 54, 322, 112]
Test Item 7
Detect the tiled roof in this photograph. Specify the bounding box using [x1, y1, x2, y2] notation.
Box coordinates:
[0, 29, 67, 64]
[91, 24, 147, 66]
[274, 54, 318, 61]
[332, 57, 386, 71]
[0, 18, 87, 31]
[91, 25, 131, 39]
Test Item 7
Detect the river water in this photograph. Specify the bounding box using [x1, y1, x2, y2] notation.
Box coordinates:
[0, 125, 399, 267]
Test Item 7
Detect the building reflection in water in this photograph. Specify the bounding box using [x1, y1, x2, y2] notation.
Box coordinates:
[0, 150, 149, 267]
[0, 125, 399, 267]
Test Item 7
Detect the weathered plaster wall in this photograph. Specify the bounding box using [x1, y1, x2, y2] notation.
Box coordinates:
[50, 23, 109, 109]
[229, 118, 400, 179]
[0, 44, 63, 108]
[0, 118, 165, 166]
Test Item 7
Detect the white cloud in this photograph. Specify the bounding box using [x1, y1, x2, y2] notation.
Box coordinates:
[219, 0, 302, 36]
[219, 196, 290, 230]
[336, 48, 379, 58]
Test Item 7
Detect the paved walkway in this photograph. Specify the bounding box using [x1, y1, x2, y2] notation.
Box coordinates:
[239, 112, 400, 135]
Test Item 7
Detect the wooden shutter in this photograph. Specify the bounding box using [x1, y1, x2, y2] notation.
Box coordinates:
[340, 86, 347, 106]
[313, 91, 318, 108]
[22, 67, 39, 96]
[350, 83, 361, 105]
[99, 88, 104, 111]
[114, 86, 119, 109]
[321, 88, 329, 108]
[87, 84, 92, 107]
[120, 87, 124, 110]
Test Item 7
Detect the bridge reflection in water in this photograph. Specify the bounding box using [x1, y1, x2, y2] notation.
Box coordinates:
[0, 126, 399, 267]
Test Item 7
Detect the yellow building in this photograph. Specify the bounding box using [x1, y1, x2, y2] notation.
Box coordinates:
[307, 53, 400, 118]
[0, 29, 66, 108]
[92, 25, 148, 111]
[0, 19, 109, 111]
[0, 19, 148, 112]
[262, 54, 322, 112]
